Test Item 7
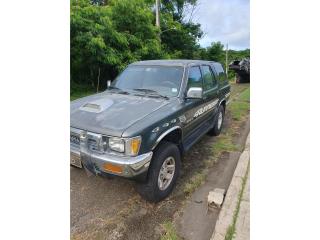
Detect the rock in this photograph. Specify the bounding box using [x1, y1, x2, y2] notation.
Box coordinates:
[208, 188, 225, 208]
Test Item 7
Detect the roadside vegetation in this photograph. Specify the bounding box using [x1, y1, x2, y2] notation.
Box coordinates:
[229, 88, 250, 121]
[183, 171, 207, 195]
[70, 83, 95, 101]
[70, 0, 250, 99]
[161, 221, 180, 240]
[238, 88, 250, 102]
[212, 133, 240, 155]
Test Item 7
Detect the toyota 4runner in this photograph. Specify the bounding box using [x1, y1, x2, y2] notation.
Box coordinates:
[70, 60, 230, 202]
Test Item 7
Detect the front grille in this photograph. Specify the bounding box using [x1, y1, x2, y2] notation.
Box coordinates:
[70, 134, 80, 145]
[70, 128, 106, 153]
[88, 138, 99, 151]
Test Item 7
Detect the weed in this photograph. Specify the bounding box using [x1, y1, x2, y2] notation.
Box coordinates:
[183, 171, 207, 195]
[228, 87, 250, 121]
[229, 102, 249, 121]
[213, 133, 239, 156]
[160, 221, 180, 240]
[238, 88, 250, 102]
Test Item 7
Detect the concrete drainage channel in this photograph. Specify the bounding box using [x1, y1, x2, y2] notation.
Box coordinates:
[173, 120, 250, 240]
[211, 133, 250, 240]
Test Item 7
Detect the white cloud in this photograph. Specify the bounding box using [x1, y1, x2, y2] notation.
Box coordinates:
[193, 0, 250, 50]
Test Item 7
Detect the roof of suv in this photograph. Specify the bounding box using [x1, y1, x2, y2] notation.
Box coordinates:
[130, 59, 218, 67]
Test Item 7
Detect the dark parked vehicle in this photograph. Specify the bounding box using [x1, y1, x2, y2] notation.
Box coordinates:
[229, 58, 250, 83]
[70, 60, 230, 202]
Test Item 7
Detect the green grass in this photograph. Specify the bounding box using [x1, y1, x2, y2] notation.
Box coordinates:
[213, 133, 239, 156]
[229, 87, 250, 121]
[225, 163, 250, 240]
[238, 88, 250, 102]
[70, 83, 96, 101]
[70, 89, 95, 101]
[229, 101, 250, 121]
[183, 171, 207, 195]
[160, 221, 180, 240]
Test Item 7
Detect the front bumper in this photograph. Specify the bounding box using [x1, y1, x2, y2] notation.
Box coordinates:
[70, 130, 153, 178]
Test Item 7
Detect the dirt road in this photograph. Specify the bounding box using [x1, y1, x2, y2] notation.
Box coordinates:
[71, 83, 250, 240]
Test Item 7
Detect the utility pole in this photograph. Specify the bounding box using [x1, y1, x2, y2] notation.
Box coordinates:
[155, 0, 160, 28]
[225, 43, 229, 79]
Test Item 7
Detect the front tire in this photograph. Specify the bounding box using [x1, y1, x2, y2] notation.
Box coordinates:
[137, 141, 181, 202]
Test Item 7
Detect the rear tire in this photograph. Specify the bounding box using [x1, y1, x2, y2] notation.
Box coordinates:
[136, 141, 181, 202]
[208, 105, 225, 136]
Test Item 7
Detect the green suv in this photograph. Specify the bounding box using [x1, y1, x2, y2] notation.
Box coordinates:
[70, 60, 230, 202]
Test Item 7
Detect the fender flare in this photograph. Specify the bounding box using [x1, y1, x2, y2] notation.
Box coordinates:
[151, 126, 182, 150]
[219, 92, 230, 107]
[219, 98, 227, 107]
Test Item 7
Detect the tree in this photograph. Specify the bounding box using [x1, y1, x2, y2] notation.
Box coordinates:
[161, 0, 197, 22]
[70, 0, 163, 91]
[206, 41, 225, 62]
[159, 0, 203, 59]
[70, 0, 250, 94]
[108, 0, 163, 61]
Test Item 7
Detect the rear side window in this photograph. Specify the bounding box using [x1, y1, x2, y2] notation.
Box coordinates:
[187, 66, 202, 89]
[212, 63, 227, 82]
[201, 65, 217, 91]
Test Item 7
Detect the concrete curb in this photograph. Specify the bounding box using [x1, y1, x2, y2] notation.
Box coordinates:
[210, 133, 250, 240]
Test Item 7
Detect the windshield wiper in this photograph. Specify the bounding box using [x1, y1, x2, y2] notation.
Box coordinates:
[132, 88, 169, 100]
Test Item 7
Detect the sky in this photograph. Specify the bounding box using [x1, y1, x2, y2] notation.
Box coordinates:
[192, 0, 250, 50]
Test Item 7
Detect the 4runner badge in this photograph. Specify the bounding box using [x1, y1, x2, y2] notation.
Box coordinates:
[194, 99, 219, 118]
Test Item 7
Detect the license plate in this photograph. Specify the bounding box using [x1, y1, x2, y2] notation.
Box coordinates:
[70, 152, 82, 168]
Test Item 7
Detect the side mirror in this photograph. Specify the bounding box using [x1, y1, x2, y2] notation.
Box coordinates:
[186, 87, 203, 99]
[107, 80, 111, 88]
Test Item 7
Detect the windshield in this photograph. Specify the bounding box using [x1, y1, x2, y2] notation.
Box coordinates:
[111, 65, 184, 97]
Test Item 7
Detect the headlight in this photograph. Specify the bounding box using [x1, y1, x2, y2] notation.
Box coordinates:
[108, 136, 141, 156]
[109, 137, 125, 153]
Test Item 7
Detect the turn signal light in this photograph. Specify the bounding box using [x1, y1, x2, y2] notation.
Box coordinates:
[104, 163, 123, 174]
[130, 138, 141, 155]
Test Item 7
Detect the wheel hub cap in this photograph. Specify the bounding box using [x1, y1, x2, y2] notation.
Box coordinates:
[217, 111, 223, 129]
[158, 156, 175, 191]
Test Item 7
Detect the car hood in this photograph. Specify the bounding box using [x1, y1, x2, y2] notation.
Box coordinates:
[70, 92, 169, 137]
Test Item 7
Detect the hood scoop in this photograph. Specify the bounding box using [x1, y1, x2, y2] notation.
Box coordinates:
[79, 98, 114, 113]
